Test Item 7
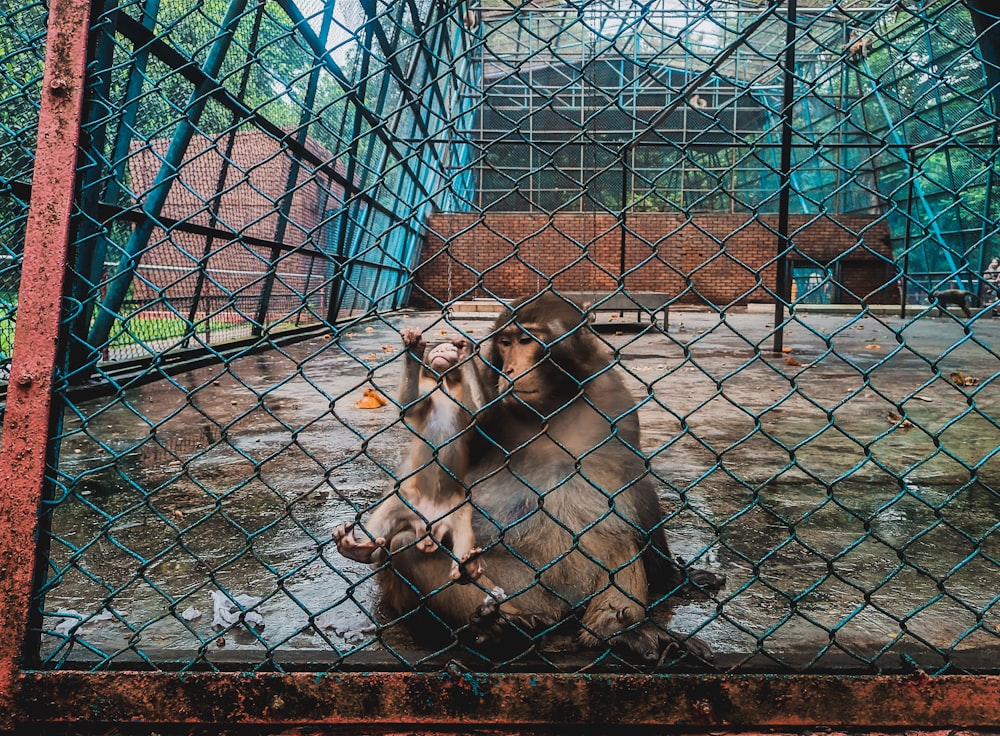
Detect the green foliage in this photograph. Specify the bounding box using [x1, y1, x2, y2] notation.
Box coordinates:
[107, 315, 241, 349]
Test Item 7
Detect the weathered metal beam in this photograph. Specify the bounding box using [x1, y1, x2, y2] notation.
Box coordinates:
[7, 672, 1000, 728]
[0, 0, 92, 726]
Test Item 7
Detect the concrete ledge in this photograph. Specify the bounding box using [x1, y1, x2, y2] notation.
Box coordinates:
[561, 291, 670, 328]
[745, 302, 997, 317]
[446, 294, 672, 327]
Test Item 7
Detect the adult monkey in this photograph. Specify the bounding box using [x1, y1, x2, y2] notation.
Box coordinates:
[368, 292, 721, 663]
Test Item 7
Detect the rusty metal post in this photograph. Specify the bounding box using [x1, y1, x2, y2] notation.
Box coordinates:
[0, 0, 91, 725]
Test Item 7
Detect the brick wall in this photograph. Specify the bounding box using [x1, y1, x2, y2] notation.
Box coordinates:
[126, 131, 342, 319]
[413, 212, 894, 307]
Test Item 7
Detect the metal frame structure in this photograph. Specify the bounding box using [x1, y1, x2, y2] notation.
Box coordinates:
[2, 0, 1000, 730]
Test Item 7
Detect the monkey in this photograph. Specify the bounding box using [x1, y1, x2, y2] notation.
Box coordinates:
[334, 329, 486, 583]
[928, 289, 979, 319]
[368, 293, 722, 664]
[847, 33, 874, 60]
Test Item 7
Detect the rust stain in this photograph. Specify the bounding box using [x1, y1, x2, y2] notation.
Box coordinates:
[5, 672, 1000, 729]
[0, 0, 91, 728]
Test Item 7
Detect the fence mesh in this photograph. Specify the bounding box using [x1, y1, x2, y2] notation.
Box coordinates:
[1, 0, 999, 675]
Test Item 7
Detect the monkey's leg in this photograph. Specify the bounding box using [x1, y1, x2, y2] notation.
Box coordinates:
[385, 530, 496, 616]
[386, 531, 550, 648]
[436, 505, 484, 582]
[576, 552, 648, 650]
[578, 551, 712, 664]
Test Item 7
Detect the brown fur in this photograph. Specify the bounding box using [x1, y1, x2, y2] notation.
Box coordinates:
[372, 293, 721, 662]
[334, 330, 487, 582]
[928, 289, 979, 319]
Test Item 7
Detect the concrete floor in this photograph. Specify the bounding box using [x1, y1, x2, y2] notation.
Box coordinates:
[43, 304, 1000, 672]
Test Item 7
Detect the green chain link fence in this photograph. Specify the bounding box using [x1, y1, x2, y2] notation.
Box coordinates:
[1, 0, 999, 679]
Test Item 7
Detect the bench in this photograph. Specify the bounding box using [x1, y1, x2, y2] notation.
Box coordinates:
[561, 291, 670, 329]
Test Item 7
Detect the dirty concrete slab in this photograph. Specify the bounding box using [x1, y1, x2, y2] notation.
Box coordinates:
[42, 306, 1000, 671]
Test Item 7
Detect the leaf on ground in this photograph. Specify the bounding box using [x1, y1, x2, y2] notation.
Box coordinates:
[949, 371, 980, 387]
[886, 412, 913, 430]
[356, 388, 388, 408]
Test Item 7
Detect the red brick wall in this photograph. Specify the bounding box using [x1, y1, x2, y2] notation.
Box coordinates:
[126, 131, 342, 320]
[413, 212, 893, 307]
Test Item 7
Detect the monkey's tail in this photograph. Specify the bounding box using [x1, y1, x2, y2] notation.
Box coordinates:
[645, 533, 684, 592]
[645, 532, 724, 597]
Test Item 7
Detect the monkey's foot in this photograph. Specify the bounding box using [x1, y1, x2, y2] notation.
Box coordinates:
[332, 523, 385, 564]
[603, 623, 714, 667]
[466, 592, 556, 650]
[671, 556, 725, 597]
[450, 548, 485, 583]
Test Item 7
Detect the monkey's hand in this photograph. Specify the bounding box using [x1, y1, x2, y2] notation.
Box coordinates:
[451, 337, 471, 361]
[451, 547, 485, 583]
[400, 327, 426, 359]
[333, 522, 386, 564]
[468, 593, 556, 651]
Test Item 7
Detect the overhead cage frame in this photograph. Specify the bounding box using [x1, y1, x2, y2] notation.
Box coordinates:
[2, 0, 1000, 731]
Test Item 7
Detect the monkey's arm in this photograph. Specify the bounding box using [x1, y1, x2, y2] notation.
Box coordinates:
[456, 341, 486, 413]
[398, 328, 427, 408]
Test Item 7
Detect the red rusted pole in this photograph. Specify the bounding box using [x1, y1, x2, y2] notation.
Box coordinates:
[0, 0, 90, 725]
[6, 671, 1000, 728]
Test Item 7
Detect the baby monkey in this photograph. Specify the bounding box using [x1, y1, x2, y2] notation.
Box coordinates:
[335, 328, 486, 582]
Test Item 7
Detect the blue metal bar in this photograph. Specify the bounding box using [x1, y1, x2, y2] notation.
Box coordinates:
[858, 56, 964, 286]
[66, 0, 118, 378]
[968, 1, 1000, 281]
[273, 0, 433, 203]
[84, 0, 251, 366]
[184, 0, 266, 344]
[968, 1, 1000, 112]
[253, 0, 337, 334]
[67, 0, 163, 378]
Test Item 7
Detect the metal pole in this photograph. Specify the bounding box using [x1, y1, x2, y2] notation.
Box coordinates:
[967, 1, 1000, 293]
[66, 0, 118, 377]
[617, 2, 780, 300]
[253, 0, 335, 335]
[185, 1, 266, 347]
[772, 0, 796, 355]
[0, 0, 91, 708]
[901, 147, 916, 319]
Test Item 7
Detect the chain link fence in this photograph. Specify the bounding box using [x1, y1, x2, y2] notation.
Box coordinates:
[1, 0, 1000, 694]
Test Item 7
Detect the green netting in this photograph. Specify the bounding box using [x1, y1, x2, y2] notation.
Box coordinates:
[0, 0, 998, 675]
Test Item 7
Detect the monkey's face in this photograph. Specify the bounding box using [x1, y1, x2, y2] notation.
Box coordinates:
[424, 341, 461, 376]
[493, 323, 566, 407]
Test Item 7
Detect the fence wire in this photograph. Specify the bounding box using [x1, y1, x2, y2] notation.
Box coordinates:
[1, 0, 999, 676]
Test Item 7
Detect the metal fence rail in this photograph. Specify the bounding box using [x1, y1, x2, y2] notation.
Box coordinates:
[2, 0, 1000, 730]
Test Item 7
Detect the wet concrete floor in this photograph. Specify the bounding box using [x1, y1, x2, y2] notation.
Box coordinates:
[43, 305, 1000, 672]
